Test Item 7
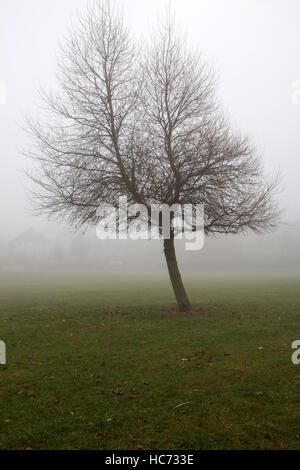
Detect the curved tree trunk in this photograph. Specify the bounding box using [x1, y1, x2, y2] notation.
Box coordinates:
[163, 235, 192, 312]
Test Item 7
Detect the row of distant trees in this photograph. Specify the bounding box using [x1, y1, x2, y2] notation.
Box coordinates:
[0, 224, 299, 272]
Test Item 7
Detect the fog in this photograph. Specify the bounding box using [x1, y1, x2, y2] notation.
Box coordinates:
[0, 0, 299, 273]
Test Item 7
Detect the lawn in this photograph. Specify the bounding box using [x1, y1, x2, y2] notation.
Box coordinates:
[0, 272, 299, 450]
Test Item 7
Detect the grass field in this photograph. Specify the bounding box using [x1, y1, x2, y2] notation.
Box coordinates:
[0, 271, 300, 450]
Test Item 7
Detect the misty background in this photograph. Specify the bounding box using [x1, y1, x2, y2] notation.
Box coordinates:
[0, 0, 299, 273]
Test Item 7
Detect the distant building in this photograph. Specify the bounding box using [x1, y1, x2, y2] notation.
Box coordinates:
[0, 229, 51, 271]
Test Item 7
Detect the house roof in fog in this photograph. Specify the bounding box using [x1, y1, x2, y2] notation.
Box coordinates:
[10, 228, 47, 245]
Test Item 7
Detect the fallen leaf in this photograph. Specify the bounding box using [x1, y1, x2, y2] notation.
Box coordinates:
[173, 401, 191, 409]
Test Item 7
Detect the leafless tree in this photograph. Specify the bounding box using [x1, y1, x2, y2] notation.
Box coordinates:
[26, 1, 280, 312]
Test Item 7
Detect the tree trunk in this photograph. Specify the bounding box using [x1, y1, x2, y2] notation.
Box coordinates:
[163, 235, 192, 312]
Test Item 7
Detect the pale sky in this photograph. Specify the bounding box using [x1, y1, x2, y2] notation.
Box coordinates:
[0, 0, 300, 238]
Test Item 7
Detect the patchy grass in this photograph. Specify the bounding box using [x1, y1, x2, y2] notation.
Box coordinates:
[0, 272, 300, 450]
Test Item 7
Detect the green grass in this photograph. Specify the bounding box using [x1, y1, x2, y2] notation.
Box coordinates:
[0, 272, 300, 450]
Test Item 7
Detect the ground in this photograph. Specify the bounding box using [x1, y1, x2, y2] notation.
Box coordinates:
[0, 272, 299, 450]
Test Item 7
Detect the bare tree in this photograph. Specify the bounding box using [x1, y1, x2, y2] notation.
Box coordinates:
[26, 1, 280, 312]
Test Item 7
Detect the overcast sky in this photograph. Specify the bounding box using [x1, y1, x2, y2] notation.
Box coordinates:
[0, 0, 300, 239]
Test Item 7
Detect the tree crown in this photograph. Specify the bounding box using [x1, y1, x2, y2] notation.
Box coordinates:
[26, 0, 280, 235]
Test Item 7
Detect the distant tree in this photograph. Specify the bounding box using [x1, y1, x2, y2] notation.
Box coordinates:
[26, 1, 280, 312]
